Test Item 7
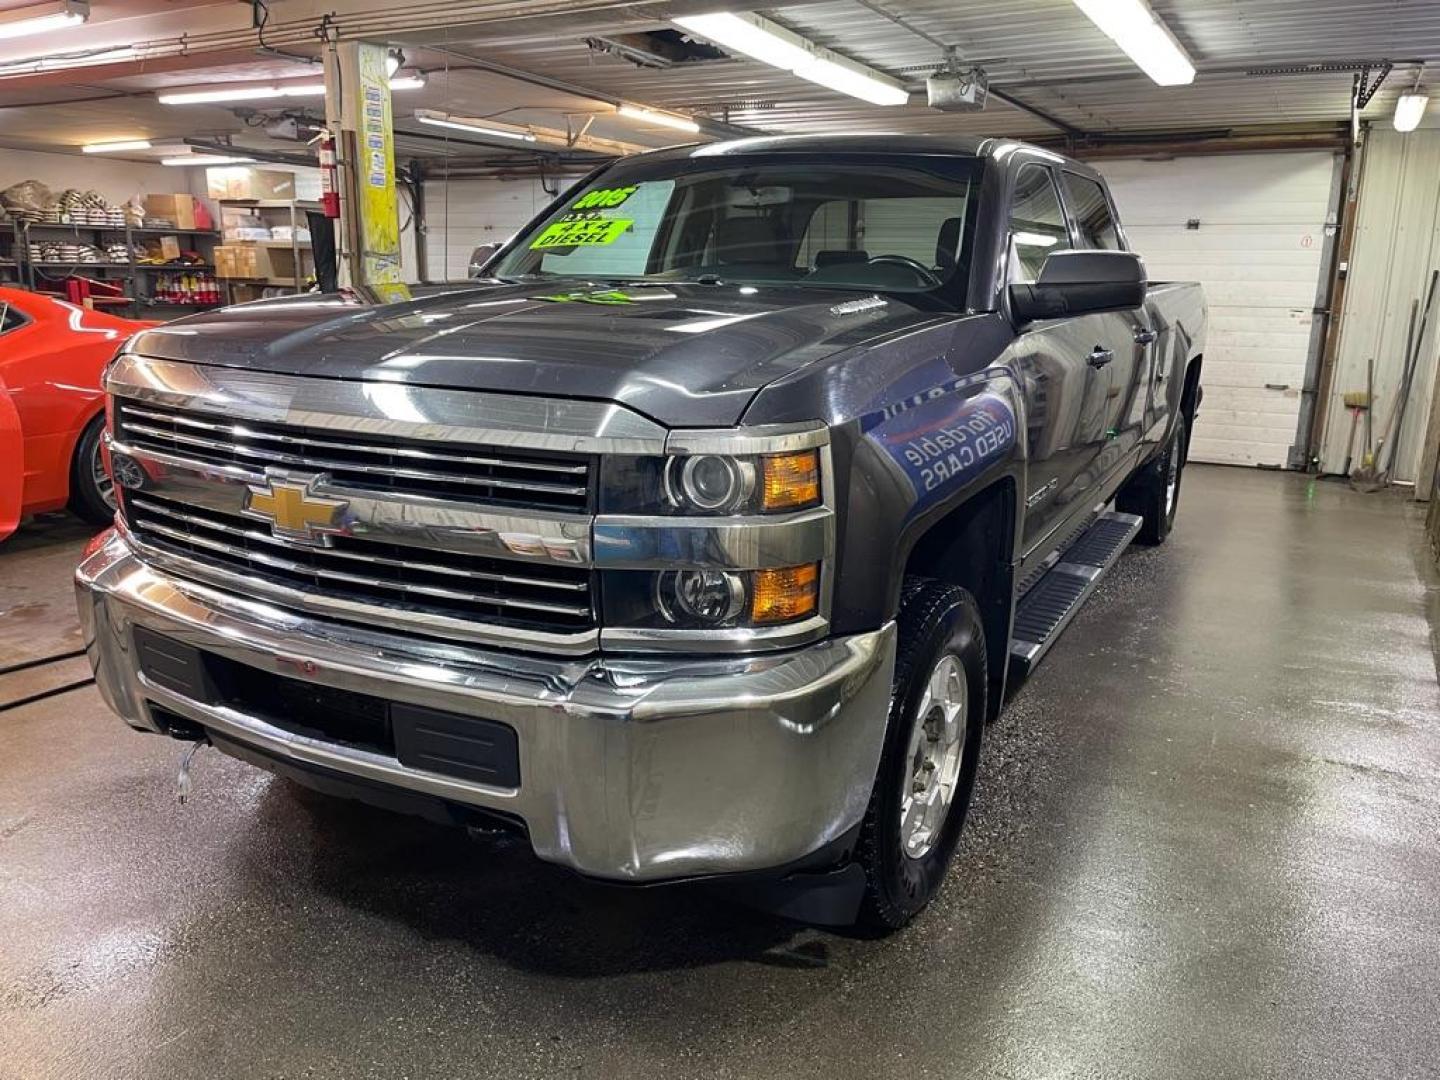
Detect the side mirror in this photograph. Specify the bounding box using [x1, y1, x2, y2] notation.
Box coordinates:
[468, 242, 504, 279]
[1009, 249, 1146, 322]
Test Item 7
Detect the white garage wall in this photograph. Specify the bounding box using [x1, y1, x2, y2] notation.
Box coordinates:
[1318, 130, 1440, 488]
[422, 175, 579, 281]
[1097, 152, 1340, 468]
[0, 147, 177, 207]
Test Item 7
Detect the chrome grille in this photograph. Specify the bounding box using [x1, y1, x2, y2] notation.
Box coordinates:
[123, 493, 596, 634]
[115, 399, 593, 513]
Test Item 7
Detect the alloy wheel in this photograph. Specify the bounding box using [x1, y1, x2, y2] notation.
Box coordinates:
[899, 653, 969, 859]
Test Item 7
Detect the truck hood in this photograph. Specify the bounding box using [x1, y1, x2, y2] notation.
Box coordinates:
[128, 282, 946, 427]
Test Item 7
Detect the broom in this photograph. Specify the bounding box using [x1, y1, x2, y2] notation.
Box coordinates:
[1352, 299, 1417, 490]
[1340, 384, 1370, 477]
[1378, 268, 1440, 485]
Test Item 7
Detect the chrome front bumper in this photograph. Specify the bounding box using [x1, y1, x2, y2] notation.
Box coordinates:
[76, 530, 896, 882]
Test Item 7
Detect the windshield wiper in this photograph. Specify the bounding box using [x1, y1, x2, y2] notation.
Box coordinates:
[491, 273, 551, 285]
[503, 273, 728, 289]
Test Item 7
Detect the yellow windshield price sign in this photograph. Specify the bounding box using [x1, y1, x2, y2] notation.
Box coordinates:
[571, 186, 637, 210]
[531, 217, 633, 249]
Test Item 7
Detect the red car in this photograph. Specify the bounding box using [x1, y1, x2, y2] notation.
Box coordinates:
[0, 287, 157, 541]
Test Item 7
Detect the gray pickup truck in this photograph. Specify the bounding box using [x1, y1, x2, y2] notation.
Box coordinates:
[77, 135, 1205, 930]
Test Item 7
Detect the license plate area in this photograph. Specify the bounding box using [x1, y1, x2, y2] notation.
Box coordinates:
[133, 626, 520, 789]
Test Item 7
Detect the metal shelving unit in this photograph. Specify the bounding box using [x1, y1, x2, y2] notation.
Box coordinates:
[6, 220, 223, 313]
[0, 222, 22, 286]
[216, 198, 320, 302]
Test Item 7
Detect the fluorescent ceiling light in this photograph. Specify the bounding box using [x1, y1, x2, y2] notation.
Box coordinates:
[0, 43, 130, 73]
[1072, 0, 1195, 86]
[616, 104, 700, 133]
[794, 55, 909, 106]
[161, 155, 256, 166]
[1394, 88, 1429, 132]
[1013, 231, 1060, 247]
[414, 109, 537, 142]
[0, 0, 87, 41]
[82, 138, 151, 154]
[673, 11, 908, 106]
[674, 12, 812, 70]
[160, 75, 424, 105]
[159, 82, 325, 105]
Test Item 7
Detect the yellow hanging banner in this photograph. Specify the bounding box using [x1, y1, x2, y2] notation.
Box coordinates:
[353, 42, 409, 303]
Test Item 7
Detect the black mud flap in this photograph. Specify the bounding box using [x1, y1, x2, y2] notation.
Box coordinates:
[731, 861, 868, 927]
[724, 821, 868, 927]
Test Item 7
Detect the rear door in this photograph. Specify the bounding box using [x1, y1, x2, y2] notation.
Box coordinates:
[1009, 162, 1125, 556]
[1058, 170, 1154, 469]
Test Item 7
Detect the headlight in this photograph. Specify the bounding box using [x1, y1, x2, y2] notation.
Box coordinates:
[603, 562, 821, 631]
[595, 425, 830, 649]
[600, 449, 821, 516]
[658, 569, 747, 624]
[665, 455, 754, 513]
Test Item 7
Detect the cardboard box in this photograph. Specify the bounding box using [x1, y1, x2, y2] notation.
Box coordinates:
[214, 243, 308, 282]
[293, 169, 322, 202]
[224, 282, 271, 304]
[214, 244, 257, 278]
[143, 194, 196, 231]
[157, 235, 181, 261]
[206, 167, 297, 201]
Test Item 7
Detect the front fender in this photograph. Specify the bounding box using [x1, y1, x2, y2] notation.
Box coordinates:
[742, 312, 1024, 635]
[839, 364, 1025, 627]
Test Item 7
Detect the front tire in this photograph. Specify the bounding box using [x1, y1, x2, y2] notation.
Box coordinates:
[68, 415, 116, 525]
[856, 579, 986, 932]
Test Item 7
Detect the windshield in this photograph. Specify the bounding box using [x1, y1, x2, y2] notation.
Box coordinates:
[492, 154, 982, 301]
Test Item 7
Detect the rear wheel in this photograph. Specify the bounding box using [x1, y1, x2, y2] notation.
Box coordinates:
[1119, 414, 1186, 545]
[855, 579, 986, 932]
[68, 415, 116, 525]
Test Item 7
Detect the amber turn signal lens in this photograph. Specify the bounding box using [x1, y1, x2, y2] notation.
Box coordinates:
[751, 563, 820, 624]
[761, 450, 820, 511]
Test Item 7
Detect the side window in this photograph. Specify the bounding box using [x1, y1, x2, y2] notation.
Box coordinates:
[1008, 165, 1070, 284]
[0, 303, 27, 335]
[1061, 173, 1121, 250]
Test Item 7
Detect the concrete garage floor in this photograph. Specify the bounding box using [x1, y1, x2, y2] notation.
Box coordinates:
[1, 466, 1438, 1080]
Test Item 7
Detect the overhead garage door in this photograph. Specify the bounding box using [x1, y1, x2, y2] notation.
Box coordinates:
[425, 176, 581, 280]
[1096, 152, 1341, 467]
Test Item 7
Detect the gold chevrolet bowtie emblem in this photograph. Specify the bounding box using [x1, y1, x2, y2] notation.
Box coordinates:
[243, 474, 348, 546]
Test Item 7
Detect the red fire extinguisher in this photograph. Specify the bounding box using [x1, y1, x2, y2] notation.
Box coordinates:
[319, 132, 340, 219]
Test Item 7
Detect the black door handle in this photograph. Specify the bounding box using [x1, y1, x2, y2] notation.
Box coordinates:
[1087, 346, 1114, 369]
[1133, 327, 1158, 345]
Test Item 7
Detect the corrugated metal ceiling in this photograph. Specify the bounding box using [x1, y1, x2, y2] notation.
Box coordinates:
[448, 0, 1440, 139]
[1, 0, 1436, 156]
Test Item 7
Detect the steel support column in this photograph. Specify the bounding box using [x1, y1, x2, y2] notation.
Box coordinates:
[324, 40, 408, 299]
